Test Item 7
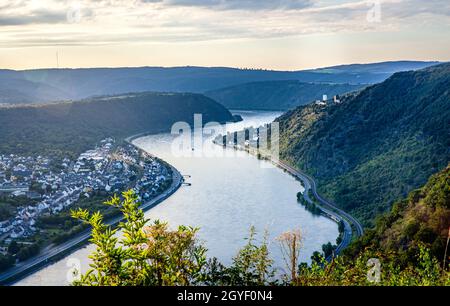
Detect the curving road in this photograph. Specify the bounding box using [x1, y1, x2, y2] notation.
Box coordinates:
[273, 160, 364, 259]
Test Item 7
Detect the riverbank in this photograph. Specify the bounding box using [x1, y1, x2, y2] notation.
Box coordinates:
[0, 143, 183, 286]
[214, 141, 363, 257]
[272, 160, 363, 258]
[8, 110, 339, 285]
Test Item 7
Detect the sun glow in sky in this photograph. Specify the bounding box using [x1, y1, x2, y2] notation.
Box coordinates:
[0, 0, 449, 70]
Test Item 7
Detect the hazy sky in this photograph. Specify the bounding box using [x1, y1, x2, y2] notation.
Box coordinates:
[1, 0, 449, 70]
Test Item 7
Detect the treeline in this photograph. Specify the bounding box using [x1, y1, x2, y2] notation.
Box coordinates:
[0, 92, 234, 160]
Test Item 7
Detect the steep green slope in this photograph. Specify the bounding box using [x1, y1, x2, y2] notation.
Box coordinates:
[0, 92, 234, 159]
[205, 81, 364, 110]
[277, 63, 450, 227]
[345, 164, 449, 265]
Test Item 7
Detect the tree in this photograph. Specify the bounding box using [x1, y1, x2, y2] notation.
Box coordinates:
[277, 229, 303, 282]
[71, 190, 207, 286]
[16, 243, 40, 261]
[338, 220, 345, 233]
[310, 251, 323, 264]
[322, 242, 336, 259]
[226, 227, 275, 286]
[8, 241, 19, 255]
[0, 254, 15, 272]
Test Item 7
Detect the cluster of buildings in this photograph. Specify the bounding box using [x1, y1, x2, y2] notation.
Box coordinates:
[315, 94, 341, 106]
[0, 155, 51, 198]
[134, 157, 170, 201]
[0, 138, 171, 245]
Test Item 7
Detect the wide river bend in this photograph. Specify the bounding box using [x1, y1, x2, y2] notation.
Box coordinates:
[17, 111, 338, 285]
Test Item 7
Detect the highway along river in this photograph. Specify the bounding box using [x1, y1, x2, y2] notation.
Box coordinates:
[16, 110, 338, 285]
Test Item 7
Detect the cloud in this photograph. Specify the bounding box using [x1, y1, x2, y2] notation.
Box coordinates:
[0, 1, 95, 26]
[155, 0, 315, 11]
[0, 0, 448, 48]
[0, 8, 70, 26]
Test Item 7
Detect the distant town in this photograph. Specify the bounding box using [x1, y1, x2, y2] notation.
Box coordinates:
[0, 138, 172, 266]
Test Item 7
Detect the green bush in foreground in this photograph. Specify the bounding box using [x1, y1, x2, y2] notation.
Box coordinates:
[296, 246, 449, 286]
[71, 190, 449, 286]
[71, 190, 207, 286]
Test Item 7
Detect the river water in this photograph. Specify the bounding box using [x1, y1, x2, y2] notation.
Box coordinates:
[17, 110, 338, 285]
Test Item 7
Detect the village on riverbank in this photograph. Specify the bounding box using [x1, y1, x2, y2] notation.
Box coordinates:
[0, 138, 173, 272]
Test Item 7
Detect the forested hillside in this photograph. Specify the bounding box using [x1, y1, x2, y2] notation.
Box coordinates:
[0, 92, 234, 159]
[345, 164, 449, 265]
[277, 63, 450, 226]
[0, 61, 437, 104]
[205, 81, 364, 110]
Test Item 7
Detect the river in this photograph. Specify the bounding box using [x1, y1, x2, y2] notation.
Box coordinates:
[16, 110, 338, 285]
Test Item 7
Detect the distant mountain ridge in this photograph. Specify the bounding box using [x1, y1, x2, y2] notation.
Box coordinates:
[0, 61, 440, 104]
[312, 60, 440, 74]
[276, 63, 450, 226]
